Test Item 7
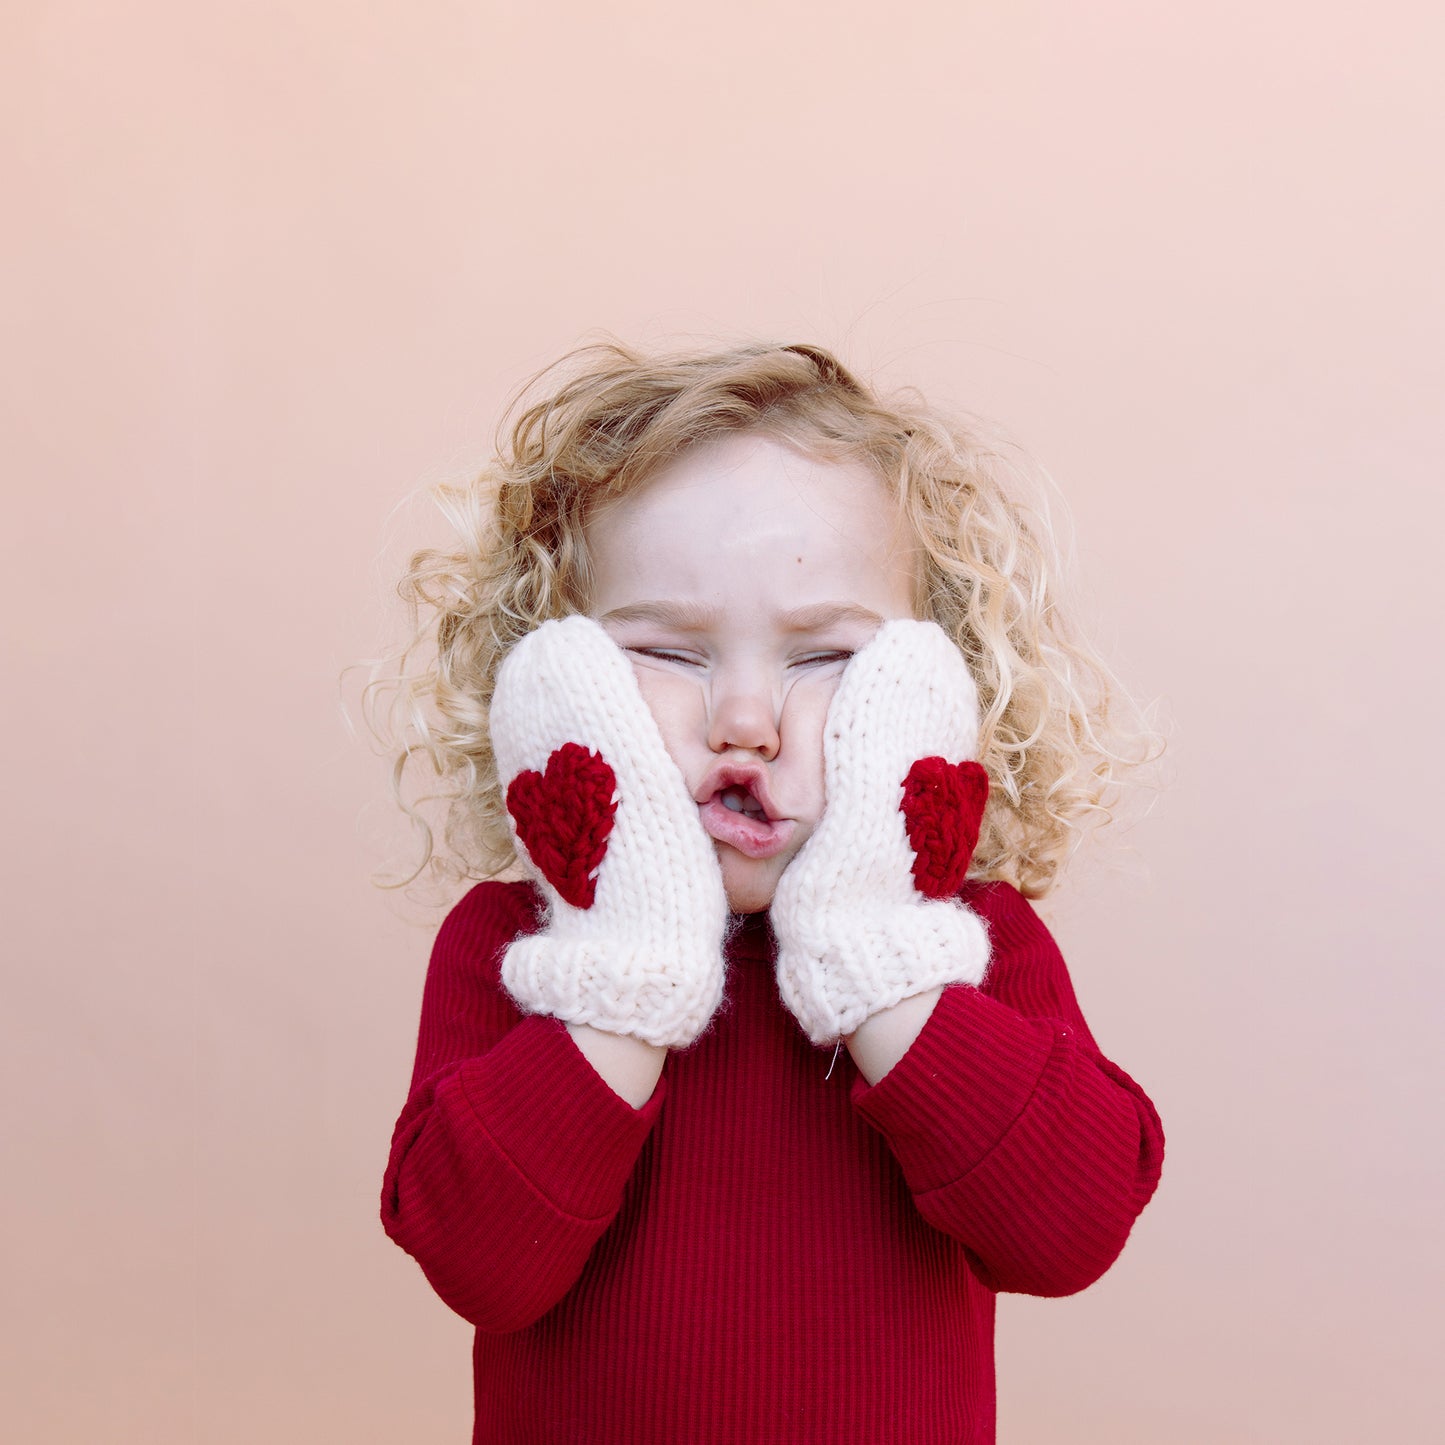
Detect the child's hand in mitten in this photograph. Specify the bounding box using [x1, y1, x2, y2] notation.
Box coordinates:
[489, 616, 729, 1049]
[770, 619, 993, 1046]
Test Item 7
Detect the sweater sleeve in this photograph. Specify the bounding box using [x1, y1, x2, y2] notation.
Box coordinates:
[379, 881, 665, 1332]
[851, 880, 1165, 1298]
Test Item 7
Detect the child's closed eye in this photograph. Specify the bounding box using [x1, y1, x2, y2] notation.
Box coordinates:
[626, 646, 702, 666]
[625, 647, 852, 668]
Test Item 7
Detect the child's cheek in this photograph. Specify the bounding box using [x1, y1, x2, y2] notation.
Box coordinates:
[778, 668, 844, 774]
[782, 665, 847, 718]
[624, 662, 703, 768]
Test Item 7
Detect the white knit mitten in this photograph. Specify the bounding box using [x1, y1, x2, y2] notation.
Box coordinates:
[489, 616, 729, 1048]
[771, 619, 993, 1045]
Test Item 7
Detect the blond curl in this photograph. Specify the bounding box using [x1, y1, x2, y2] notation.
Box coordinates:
[355, 338, 1166, 901]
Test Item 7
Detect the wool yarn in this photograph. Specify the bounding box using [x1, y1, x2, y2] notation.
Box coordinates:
[771, 619, 994, 1045]
[489, 616, 729, 1049]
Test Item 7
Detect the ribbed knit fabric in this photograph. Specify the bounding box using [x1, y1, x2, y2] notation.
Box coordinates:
[381, 878, 1165, 1444]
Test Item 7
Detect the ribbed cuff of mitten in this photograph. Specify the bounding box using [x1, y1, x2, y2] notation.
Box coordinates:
[501, 934, 724, 1050]
[456, 1014, 665, 1219]
[777, 899, 991, 1045]
[850, 983, 1059, 1192]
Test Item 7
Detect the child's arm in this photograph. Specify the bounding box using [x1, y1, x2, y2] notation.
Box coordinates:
[852, 880, 1164, 1297]
[564, 1023, 665, 1108]
[771, 620, 1164, 1297]
[380, 881, 667, 1331]
[382, 617, 731, 1328]
[845, 986, 946, 1085]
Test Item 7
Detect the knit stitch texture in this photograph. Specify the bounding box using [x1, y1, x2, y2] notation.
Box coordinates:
[490, 616, 729, 1047]
[773, 619, 994, 1043]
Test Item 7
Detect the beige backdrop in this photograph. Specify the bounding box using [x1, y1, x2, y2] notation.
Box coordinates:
[4, 2, 1442, 1441]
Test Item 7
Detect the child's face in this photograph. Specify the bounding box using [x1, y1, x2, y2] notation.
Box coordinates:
[586, 430, 920, 913]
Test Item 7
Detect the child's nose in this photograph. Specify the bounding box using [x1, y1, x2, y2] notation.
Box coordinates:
[706, 682, 781, 761]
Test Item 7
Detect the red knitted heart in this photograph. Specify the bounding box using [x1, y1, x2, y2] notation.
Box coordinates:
[899, 756, 990, 899]
[505, 742, 619, 909]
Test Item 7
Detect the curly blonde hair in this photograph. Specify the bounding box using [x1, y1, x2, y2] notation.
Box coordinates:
[358, 338, 1165, 901]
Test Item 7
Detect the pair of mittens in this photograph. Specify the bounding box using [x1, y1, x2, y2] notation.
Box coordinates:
[488, 615, 990, 1051]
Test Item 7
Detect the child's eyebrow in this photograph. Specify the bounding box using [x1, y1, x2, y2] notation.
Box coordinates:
[778, 602, 886, 633]
[598, 600, 884, 632]
[599, 600, 720, 630]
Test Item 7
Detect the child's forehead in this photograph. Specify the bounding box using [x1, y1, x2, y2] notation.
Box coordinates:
[585, 432, 919, 620]
[610, 431, 896, 524]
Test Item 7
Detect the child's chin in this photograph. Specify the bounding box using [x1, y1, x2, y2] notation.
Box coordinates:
[719, 853, 783, 915]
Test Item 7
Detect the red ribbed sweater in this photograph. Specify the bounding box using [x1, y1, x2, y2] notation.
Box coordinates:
[381, 878, 1164, 1443]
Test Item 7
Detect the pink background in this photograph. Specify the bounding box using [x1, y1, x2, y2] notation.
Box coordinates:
[5, 2, 1442, 1440]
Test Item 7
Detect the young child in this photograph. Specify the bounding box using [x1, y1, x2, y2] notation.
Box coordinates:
[374, 340, 1166, 1443]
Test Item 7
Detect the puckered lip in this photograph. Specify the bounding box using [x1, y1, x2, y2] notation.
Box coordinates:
[695, 759, 798, 861]
[693, 761, 784, 821]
